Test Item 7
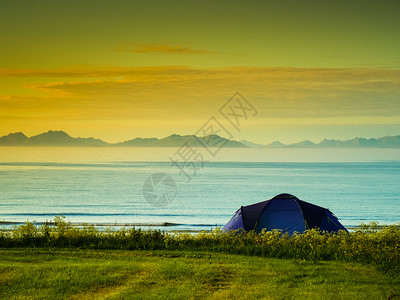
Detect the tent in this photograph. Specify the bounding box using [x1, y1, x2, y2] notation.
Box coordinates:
[222, 193, 347, 234]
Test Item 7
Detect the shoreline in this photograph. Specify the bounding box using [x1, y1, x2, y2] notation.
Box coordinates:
[1, 220, 396, 232]
[0, 221, 220, 232]
[0, 221, 183, 226]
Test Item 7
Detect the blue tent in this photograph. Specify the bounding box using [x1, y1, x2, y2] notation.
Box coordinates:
[222, 193, 347, 234]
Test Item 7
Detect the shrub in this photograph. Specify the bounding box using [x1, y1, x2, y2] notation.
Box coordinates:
[0, 217, 398, 274]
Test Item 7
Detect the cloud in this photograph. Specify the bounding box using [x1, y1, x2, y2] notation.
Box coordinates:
[0, 65, 206, 78]
[2, 66, 400, 123]
[0, 65, 194, 78]
[115, 43, 218, 54]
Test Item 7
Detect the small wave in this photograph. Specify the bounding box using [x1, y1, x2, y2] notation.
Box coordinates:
[0, 212, 231, 218]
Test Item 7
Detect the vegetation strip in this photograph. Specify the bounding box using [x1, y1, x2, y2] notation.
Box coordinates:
[1, 217, 399, 275]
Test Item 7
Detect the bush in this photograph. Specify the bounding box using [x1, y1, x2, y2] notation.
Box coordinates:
[0, 217, 399, 274]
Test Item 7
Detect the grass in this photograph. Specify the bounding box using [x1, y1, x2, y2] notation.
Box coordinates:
[1, 218, 400, 299]
[1, 249, 400, 300]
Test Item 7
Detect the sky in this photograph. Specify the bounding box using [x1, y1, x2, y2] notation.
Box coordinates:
[1, 0, 399, 144]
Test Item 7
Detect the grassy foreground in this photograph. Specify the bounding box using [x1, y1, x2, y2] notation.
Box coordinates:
[1, 249, 400, 300]
[1, 219, 400, 299]
[1, 218, 399, 274]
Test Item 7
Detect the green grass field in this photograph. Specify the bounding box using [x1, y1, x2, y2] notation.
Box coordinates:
[1, 249, 399, 300]
[1, 220, 400, 299]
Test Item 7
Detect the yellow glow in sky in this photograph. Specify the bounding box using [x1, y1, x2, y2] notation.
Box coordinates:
[0, 0, 399, 143]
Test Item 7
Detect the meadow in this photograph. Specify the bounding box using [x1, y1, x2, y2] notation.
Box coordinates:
[1, 217, 400, 299]
[1, 249, 399, 299]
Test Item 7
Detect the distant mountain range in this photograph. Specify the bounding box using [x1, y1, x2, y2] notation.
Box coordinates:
[258, 136, 400, 148]
[281, 136, 400, 148]
[0, 131, 244, 148]
[0, 130, 399, 148]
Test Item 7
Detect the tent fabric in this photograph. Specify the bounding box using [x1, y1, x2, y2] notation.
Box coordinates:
[223, 208, 244, 231]
[222, 193, 347, 234]
[255, 197, 306, 233]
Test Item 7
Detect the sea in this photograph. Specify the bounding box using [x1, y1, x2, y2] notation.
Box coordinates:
[0, 147, 399, 231]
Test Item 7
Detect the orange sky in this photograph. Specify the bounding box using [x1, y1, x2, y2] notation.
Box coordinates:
[1, 1, 399, 143]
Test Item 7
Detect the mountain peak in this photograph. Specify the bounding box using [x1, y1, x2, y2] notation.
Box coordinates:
[166, 134, 181, 138]
[266, 140, 286, 148]
[27, 130, 75, 145]
[286, 140, 316, 148]
[0, 132, 28, 145]
[43, 130, 70, 136]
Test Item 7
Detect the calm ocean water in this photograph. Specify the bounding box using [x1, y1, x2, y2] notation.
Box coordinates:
[0, 147, 399, 230]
